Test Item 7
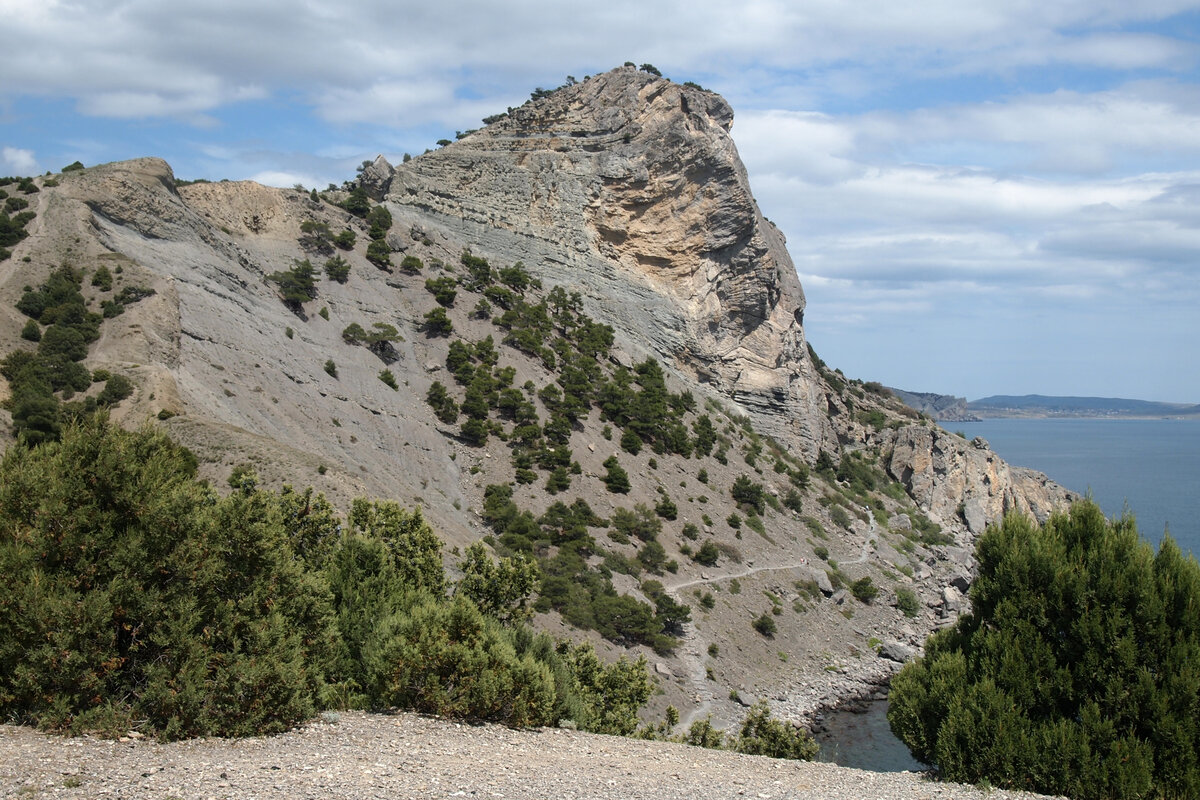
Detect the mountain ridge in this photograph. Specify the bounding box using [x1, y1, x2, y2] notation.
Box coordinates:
[969, 393, 1200, 418]
[890, 388, 1200, 420]
[0, 66, 1075, 730]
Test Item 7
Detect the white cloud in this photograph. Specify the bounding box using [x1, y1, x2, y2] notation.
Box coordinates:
[2, 146, 37, 174]
[0, 0, 1197, 397]
[3, 0, 1197, 126]
[248, 170, 324, 190]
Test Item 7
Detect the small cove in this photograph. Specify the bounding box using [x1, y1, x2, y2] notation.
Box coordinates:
[813, 699, 926, 772]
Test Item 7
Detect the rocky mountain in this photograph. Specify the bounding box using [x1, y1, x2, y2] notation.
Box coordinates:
[887, 388, 978, 422]
[0, 65, 1074, 731]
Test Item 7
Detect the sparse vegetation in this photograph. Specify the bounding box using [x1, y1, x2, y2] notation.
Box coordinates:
[268, 259, 318, 312]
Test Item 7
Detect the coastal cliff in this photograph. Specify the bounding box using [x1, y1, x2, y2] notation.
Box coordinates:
[0, 67, 1074, 727]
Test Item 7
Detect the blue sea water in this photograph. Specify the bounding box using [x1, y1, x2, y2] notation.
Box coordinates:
[815, 701, 926, 772]
[956, 418, 1200, 558]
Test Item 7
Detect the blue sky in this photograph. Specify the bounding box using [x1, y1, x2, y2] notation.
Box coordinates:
[3, 1, 1199, 402]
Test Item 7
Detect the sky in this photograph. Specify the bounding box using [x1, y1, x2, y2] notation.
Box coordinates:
[3, 1, 1199, 402]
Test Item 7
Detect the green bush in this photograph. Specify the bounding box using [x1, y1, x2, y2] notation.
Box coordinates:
[752, 613, 777, 638]
[425, 381, 459, 423]
[850, 576, 878, 604]
[731, 475, 766, 515]
[684, 715, 726, 749]
[91, 265, 113, 291]
[341, 187, 370, 218]
[889, 501, 1200, 799]
[366, 206, 392, 240]
[0, 420, 334, 739]
[831, 505, 852, 529]
[343, 321, 401, 362]
[333, 229, 356, 250]
[324, 256, 350, 283]
[425, 276, 458, 307]
[96, 374, 134, 406]
[655, 496, 677, 520]
[610, 505, 661, 543]
[365, 239, 391, 268]
[557, 645, 652, 735]
[267, 259, 317, 311]
[423, 307, 453, 337]
[602, 456, 630, 494]
[895, 586, 920, 617]
[455, 542, 540, 624]
[693, 540, 719, 567]
[363, 593, 556, 727]
[734, 701, 818, 760]
[460, 417, 488, 446]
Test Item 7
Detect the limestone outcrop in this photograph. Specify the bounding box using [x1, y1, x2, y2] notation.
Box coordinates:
[888, 387, 979, 422]
[884, 426, 1076, 535]
[385, 67, 836, 456]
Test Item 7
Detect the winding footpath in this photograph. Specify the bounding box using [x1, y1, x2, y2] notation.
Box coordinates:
[665, 516, 878, 729]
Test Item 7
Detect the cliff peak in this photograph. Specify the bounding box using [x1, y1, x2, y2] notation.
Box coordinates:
[383, 67, 831, 453]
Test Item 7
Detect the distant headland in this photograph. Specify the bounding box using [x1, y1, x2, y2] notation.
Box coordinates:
[889, 390, 1200, 421]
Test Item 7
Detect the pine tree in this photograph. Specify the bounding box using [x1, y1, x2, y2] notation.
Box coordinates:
[889, 501, 1200, 799]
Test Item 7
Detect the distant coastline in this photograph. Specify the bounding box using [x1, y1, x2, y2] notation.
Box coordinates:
[891, 389, 1200, 421]
[967, 394, 1200, 420]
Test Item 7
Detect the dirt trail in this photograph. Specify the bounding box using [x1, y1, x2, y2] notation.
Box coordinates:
[665, 516, 878, 729]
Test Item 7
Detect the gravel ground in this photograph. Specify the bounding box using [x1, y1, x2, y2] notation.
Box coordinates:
[2, 711, 1062, 800]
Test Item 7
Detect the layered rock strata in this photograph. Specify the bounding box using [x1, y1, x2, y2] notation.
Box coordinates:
[382, 67, 836, 456]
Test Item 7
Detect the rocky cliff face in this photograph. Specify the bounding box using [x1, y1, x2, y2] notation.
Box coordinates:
[884, 426, 1074, 536]
[380, 67, 835, 456]
[888, 387, 979, 422]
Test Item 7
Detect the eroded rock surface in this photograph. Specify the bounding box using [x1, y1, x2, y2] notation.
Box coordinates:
[387, 67, 835, 456]
[885, 426, 1076, 535]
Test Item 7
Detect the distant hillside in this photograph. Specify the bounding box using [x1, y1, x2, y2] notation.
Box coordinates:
[968, 394, 1200, 418]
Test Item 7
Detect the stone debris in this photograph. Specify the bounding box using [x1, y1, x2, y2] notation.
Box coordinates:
[0, 712, 1062, 800]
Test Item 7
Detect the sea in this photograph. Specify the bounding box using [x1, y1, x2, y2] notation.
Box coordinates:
[955, 417, 1200, 558]
[815, 416, 1200, 770]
